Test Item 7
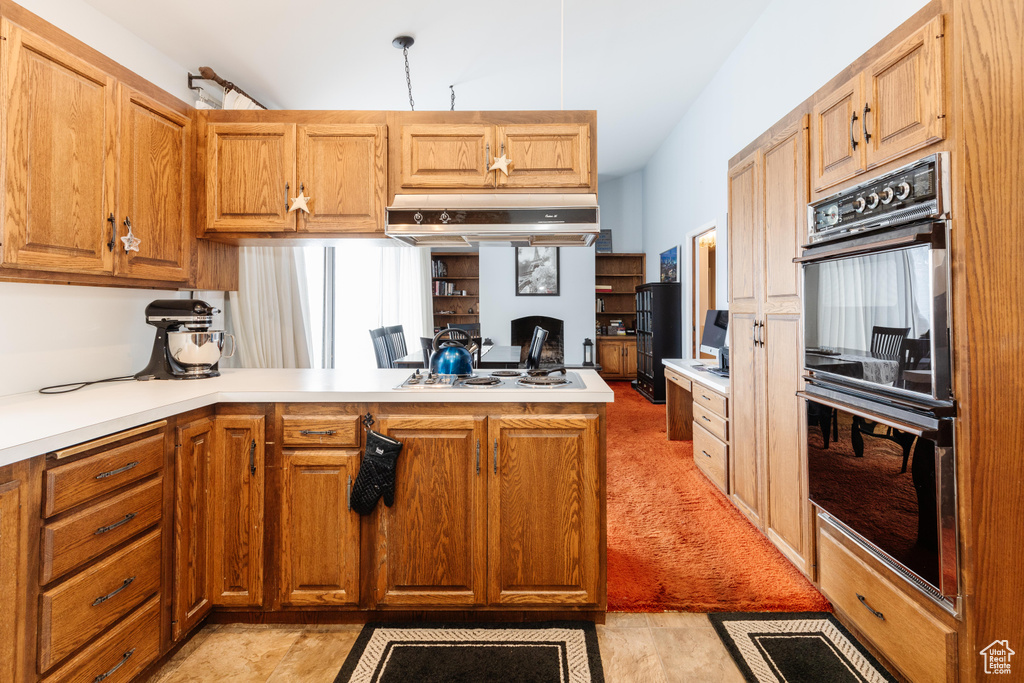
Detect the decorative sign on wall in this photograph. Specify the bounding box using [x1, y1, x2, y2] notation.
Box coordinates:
[595, 229, 613, 254]
[515, 247, 560, 296]
[660, 246, 679, 283]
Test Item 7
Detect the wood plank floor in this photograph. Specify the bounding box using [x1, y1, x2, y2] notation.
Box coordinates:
[147, 613, 746, 682]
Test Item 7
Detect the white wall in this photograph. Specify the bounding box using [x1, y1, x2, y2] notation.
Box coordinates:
[597, 171, 644, 254]
[641, 0, 929, 357]
[479, 247, 595, 365]
[0, 0, 208, 397]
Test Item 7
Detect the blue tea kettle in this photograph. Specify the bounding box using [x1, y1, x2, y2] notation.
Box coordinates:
[429, 328, 474, 376]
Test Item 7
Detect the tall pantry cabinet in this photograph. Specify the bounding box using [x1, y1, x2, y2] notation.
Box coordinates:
[727, 117, 811, 575]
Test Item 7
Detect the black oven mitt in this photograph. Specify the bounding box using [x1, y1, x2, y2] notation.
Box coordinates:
[350, 430, 402, 516]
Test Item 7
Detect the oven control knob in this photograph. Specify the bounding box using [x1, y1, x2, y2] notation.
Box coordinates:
[866, 192, 880, 209]
[896, 181, 912, 201]
[880, 186, 895, 204]
[853, 197, 867, 213]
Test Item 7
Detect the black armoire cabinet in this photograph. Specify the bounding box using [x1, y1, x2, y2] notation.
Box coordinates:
[634, 282, 682, 403]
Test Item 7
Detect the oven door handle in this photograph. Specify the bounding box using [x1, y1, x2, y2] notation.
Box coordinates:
[796, 390, 931, 438]
[794, 230, 934, 264]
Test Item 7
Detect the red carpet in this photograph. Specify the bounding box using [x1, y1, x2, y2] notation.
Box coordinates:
[606, 381, 831, 613]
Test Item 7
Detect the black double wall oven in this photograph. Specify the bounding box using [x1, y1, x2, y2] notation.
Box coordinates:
[799, 153, 959, 612]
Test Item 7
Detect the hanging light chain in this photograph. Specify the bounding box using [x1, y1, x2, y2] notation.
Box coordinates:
[403, 46, 415, 111]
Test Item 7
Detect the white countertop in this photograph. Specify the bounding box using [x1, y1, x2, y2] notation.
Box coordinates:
[662, 358, 731, 395]
[0, 368, 613, 467]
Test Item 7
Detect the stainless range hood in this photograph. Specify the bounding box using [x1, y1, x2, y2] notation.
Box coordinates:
[385, 193, 599, 247]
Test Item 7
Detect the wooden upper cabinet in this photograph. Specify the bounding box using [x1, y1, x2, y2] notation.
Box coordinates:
[279, 449, 361, 607]
[398, 124, 495, 189]
[496, 124, 591, 188]
[811, 75, 865, 192]
[173, 417, 214, 641]
[1, 19, 117, 274]
[488, 415, 601, 607]
[296, 124, 387, 233]
[864, 16, 945, 169]
[210, 415, 265, 607]
[117, 87, 191, 281]
[727, 150, 762, 313]
[373, 415, 487, 607]
[762, 118, 808, 309]
[206, 123, 296, 232]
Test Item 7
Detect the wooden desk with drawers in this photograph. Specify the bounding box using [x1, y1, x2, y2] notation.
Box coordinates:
[663, 359, 730, 493]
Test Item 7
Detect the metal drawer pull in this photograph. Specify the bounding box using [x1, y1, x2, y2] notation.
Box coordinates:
[702, 450, 712, 458]
[299, 429, 336, 436]
[493, 440, 498, 474]
[92, 576, 135, 607]
[701, 415, 711, 422]
[94, 648, 135, 682]
[95, 461, 139, 480]
[249, 439, 257, 476]
[856, 593, 885, 620]
[94, 512, 135, 535]
[701, 394, 711, 401]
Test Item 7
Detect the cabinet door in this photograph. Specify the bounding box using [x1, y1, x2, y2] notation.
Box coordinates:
[205, 123, 295, 232]
[117, 86, 191, 281]
[864, 16, 945, 169]
[488, 415, 601, 606]
[811, 75, 866, 191]
[762, 119, 807, 312]
[623, 340, 637, 378]
[172, 418, 214, 641]
[727, 151, 762, 313]
[0, 479, 24, 682]
[729, 312, 763, 527]
[763, 315, 811, 574]
[597, 340, 622, 378]
[297, 124, 387, 233]
[1, 19, 117, 274]
[373, 416, 487, 607]
[210, 415, 264, 606]
[495, 124, 591, 188]
[398, 124, 495, 189]
[279, 450, 360, 606]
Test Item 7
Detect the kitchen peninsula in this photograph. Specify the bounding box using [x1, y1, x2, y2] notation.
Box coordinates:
[0, 369, 612, 682]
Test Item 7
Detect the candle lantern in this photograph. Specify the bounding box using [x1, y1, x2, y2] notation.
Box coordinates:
[583, 338, 594, 366]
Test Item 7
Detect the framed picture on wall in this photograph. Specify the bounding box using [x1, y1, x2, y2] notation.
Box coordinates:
[595, 229, 613, 254]
[515, 247, 560, 296]
[660, 246, 680, 283]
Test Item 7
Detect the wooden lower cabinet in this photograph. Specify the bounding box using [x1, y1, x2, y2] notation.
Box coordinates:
[172, 417, 214, 641]
[373, 415, 488, 607]
[488, 415, 601, 607]
[279, 450, 360, 606]
[597, 338, 636, 380]
[729, 311, 762, 527]
[0, 476, 25, 683]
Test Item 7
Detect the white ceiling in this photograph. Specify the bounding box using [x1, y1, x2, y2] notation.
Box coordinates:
[84, 0, 770, 177]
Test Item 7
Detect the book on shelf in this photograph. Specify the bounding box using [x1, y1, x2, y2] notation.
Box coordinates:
[595, 284, 613, 292]
[431, 260, 448, 278]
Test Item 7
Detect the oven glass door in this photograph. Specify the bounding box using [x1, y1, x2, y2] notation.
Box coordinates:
[803, 233, 949, 401]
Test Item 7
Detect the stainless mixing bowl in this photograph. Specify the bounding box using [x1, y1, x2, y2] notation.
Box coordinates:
[167, 330, 235, 369]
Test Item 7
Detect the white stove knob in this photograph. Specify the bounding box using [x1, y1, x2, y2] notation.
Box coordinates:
[880, 186, 895, 204]
[866, 192, 880, 209]
[896, 181, 912, 200]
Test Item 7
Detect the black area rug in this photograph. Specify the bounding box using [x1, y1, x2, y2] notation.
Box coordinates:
[709, 612, 898, 683]
[334, 621, 605, 683]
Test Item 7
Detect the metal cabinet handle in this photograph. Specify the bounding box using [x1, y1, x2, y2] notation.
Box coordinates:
[493, 440, 498, 474]
[850, 111, 859, 150]
[485, 142, 490, 170]
[285, 182, 290, 211]
[701, 450, 712, 458]
[856, 593, 885, 620]
[106, 213, 116, 252]
[752, 319, 758, 346]
[476, 439, 481, 475]
[92, 576, 135, 607]
[701, 415, 711, 423]
[701, 394, 711, 401]
[249, 439, 257, 476]
[299, 429, 336, 436]
[347, 475, 352, 511]
[862, 103, 872, 143]
[93, 648, 134, 682]
[94, 512, 135, 535]
[95, 461, 138, 480]
[758, 321, 766, 348]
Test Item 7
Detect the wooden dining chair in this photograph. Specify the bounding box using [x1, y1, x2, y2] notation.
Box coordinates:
[369, 327, 394, 369]
[385, 325, 407, 360]
[870, 326, 910, 359]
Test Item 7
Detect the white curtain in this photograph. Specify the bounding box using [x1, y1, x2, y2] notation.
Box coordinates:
[227, 247, 313, 368]
[380, 245, 433, 347]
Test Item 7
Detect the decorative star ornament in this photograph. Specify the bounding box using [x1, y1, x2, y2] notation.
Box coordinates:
[488, 154, 512, 176]
[121, 218, 141, 253]
[289, 192, 311, 214]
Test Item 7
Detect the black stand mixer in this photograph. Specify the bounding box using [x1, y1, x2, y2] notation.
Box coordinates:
[136, 300, 234, 380]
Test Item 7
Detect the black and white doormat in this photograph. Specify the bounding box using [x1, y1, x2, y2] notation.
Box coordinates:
[334, 621, 605, 683]
[709, 613, 898, 683]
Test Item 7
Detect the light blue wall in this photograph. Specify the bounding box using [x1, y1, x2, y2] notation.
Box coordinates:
[598, 171, 644, 254]
[640, 0, 929, 357]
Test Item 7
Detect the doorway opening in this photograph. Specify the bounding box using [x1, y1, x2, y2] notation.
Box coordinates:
[692, 227, 718, 358]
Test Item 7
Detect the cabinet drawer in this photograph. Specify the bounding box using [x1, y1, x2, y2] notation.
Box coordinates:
[664, 367, 691, 391]
[39, 530, 161, 673]
[41, 477, 162, 584]
[693, 385, 727, 418]
[42, 596, 160, 683]
[693, 424, 727, 491]
[282, 415, 361, 447]
[693, 402, 727, 442]
[818, 526, 957, 683]
[44, 433, 163, 518]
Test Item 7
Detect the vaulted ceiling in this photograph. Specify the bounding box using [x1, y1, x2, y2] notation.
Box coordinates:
[83, 0, 770, 176]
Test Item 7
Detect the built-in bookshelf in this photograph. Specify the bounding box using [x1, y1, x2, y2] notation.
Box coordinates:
[431, 252, 479, 332]
[595, 253, 645, 336]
